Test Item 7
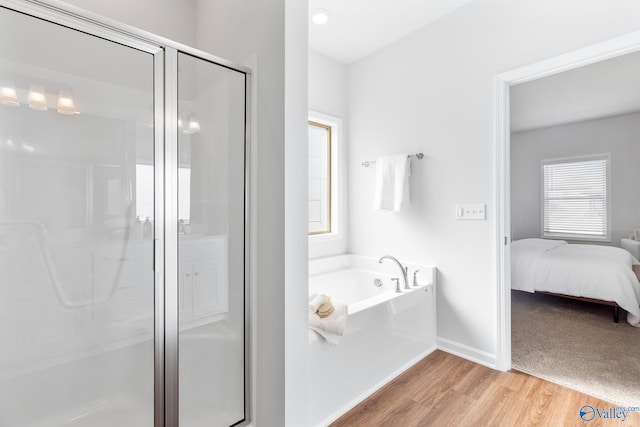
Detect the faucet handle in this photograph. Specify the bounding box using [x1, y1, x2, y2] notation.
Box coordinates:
[392, 278, 401, 293]
[413, 270, 420, 287]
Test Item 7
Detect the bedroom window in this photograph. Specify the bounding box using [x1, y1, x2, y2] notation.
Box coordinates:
[542, 155, 610, 241]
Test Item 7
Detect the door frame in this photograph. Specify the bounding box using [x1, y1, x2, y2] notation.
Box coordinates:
[494, 30, 640, 371]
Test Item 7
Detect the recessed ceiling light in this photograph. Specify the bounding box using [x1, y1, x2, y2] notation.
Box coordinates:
[311, 9, 330, 25]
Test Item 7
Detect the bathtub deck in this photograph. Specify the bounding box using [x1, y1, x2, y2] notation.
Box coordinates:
[329, 350, 637, 426]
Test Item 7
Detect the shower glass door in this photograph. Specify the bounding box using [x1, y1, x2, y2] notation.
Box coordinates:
[0, 5, 157, 426]
[177, 52, 247, 426]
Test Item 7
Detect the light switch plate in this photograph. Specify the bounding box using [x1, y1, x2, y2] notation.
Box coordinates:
[455, 204, 486, 220]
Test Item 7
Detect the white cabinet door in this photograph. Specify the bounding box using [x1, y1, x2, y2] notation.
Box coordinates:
[191, 259, 227, 317]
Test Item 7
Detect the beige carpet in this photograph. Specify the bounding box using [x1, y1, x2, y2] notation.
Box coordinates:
[511, 290, 640, 406]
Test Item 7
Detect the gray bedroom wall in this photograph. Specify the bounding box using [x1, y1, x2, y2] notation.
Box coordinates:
[511, 112, 640, 246]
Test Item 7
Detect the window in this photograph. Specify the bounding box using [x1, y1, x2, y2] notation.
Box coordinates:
[542, 155, 610, 241]
[307, 112, 344, 258]
[308, 120, 332, 234]
[136, 163, 191, 222]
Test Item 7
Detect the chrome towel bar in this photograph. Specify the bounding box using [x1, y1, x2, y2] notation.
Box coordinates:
[361, 152, 424, 168]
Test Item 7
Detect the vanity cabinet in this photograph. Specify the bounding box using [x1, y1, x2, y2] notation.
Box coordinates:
[179, 236, 229, 326]
[92, 240, 154, 334]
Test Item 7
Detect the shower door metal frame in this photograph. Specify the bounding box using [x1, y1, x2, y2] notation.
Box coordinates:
[0, 1, 253, 426]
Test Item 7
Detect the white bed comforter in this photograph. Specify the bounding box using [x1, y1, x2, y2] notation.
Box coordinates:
[511, 238, 640, 319]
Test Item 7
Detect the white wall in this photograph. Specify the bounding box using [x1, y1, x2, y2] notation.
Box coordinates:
[511, 113, 640, 245]
[347, 0, 640, 364]
[308, 50, 349, 258]
[309, 50, 348, 118]
[283, 0, 309, 425]
[60, 0, 196, 46]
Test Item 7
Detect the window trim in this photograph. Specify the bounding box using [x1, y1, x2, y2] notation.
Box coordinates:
[540, 153, 611, 242]
[308, 120, 332, 235]
[307, 111, 344, 259]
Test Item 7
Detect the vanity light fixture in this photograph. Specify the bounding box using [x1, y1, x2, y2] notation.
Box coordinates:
[27, 85, 47, 111]
[56, 90, 76, 115]
[0, 83, 19, 107]
[21, 143, 35, 153]
[311, 9, 330, 25]
[183, 114, 200, 134]
[187, 114, 200, 133]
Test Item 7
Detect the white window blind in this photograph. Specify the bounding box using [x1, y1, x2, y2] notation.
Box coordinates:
[542, 156, 609, 240]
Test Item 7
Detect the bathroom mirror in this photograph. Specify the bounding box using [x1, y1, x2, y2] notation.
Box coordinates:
[308, 120, 331, 234]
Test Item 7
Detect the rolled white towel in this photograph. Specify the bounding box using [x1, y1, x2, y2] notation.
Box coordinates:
[308, 301, 348, 345]
[309, 293, 326, 313]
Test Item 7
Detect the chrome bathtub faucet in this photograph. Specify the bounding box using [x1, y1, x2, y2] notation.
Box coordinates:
[379, 255, 409, 290]
[391, 278, 401, 293]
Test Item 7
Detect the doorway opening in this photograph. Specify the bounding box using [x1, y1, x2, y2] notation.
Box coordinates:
[495, 31, 640, 389]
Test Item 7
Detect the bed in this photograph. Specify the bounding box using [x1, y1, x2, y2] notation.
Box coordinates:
[511, 238, 640, 326]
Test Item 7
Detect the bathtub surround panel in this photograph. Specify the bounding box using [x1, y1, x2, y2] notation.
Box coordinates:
[346, 0, 640, 366]
[307, 255, 437, 426]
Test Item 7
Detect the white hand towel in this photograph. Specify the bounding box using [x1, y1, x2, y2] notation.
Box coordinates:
[374, 154, 410, 212]
[308, 301, 348, 345]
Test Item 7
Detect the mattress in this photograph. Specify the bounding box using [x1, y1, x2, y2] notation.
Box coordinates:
[511, 238, 640, 318]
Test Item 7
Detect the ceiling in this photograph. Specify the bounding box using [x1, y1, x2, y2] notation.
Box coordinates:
[308, 0, 476, 64]
[510, 51, 640, 132]
[307, 1, 640, 131]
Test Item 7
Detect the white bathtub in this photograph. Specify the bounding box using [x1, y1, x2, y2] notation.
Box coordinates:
[309, 269, 399, 315]
[307, 255, 437, 426]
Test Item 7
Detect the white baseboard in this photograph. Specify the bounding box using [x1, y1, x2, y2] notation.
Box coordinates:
[437, 337, 496, 369]
[314, 345, 438, 427]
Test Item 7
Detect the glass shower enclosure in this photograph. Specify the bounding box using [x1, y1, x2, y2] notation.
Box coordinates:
[0, 1, 250, 426]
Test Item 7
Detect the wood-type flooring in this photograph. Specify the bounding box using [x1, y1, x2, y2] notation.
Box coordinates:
[330, 350, 640, 427]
